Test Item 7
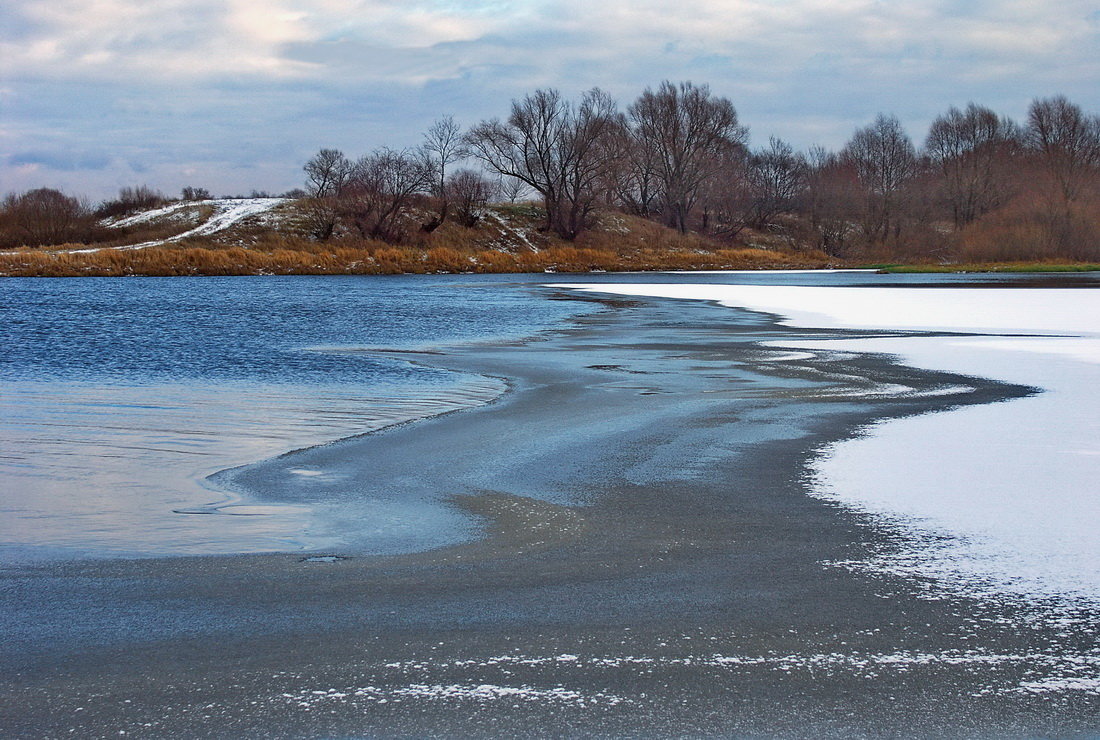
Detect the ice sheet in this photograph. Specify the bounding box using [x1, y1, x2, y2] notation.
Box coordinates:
[556, 281, 1100, 603]
[553, 282, 1100, 336]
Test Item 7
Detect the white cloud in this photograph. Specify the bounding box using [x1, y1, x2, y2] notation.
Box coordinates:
[4, 0, 1096, 90]
[1, 0, 1096, 197]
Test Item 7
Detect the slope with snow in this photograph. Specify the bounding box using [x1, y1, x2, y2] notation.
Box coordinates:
[75, 198, 290, 253]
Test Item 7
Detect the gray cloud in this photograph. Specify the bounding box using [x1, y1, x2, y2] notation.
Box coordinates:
[1, 0, 1096, 198]
[8, 151, 112, 171]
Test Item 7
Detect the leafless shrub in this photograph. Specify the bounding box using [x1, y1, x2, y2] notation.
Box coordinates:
[342, 148, 434, 243]
[181, 186, 212, 201]
[0, 188, 96, 248]
[95, 185, 167, 218]
[446, 169, 498, 227]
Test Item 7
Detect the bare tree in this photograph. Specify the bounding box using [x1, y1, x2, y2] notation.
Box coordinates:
[741, 137, 808, 230]
[420, 116, 468, 231]
[304, 148, 351, 198]
[628, 81, 748, 233]
[465, 88, 626, 239]
[803, 146, 862, 256]
[610, 127, 663, 217]
[842, 114, 918, 244]
[342, 148, 434, 243]
[181, 186, 212, 201]
[694, 145, 749, 235]
[1, 188, 94, 247]
[924, 104, 1020, 227]
[446, 169, 499, 227]
[302, 148, 351, 240]
[1026, 96, 1100, 204]
[498, 176, 533, 203]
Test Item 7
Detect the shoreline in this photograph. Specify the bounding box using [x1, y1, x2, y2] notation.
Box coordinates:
[3, 291, 1099, 736]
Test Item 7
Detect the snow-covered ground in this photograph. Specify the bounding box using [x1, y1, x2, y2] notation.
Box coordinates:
[73, 198, 289, 253]
[555, 281, 1100, 605]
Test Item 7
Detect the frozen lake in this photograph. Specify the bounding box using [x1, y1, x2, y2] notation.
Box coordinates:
[560, 278, 1100, 606]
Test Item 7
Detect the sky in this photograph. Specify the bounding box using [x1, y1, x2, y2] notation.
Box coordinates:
[2, 0, 1098, 200]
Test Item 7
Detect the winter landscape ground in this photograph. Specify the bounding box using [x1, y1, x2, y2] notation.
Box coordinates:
[5, 0, 1099, 734]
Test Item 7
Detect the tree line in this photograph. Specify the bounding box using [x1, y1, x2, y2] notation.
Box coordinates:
[4, 81, 1098, 260]
[302, 82, 1100, 260]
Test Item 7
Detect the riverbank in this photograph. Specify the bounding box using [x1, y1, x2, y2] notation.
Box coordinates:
[0, 204, 834, 277]
[0, 242, 829, 277]
[3, 289, 1098, 737]
[874, 262, 1100, 273]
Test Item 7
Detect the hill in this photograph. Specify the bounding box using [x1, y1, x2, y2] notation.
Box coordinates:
[0, 198, 833, 277]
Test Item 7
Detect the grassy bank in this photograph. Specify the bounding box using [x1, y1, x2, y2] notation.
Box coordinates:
[0, 242, 829, 277]
[10, 198, 1098, 278]
[871, 262, 1100, 273]
[0, 208, 834, 277]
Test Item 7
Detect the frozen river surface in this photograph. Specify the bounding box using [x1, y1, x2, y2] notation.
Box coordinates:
[560, 279, 1100, 606]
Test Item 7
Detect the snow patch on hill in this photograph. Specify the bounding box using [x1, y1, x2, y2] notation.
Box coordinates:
[78, 198, 290, 253]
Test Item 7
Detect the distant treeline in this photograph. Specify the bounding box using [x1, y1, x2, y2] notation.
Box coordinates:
[4, 81, 1099, 262]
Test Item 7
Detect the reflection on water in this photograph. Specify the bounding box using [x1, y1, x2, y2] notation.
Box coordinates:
[0, 274, 587, 562]
[0, 376, 505, 560]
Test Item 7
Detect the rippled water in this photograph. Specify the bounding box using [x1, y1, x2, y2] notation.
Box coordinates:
[0, 275, 592, 560]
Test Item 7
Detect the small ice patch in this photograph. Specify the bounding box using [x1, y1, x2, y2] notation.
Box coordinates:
[1013, 677, 1100, 695]
[300, 555, 347, 563]
[759, 350, 817, 362]
[280, 682, 625, 707]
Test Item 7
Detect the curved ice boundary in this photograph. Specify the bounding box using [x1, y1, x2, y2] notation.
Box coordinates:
[0, 370, 507, 561]
[198, 369, 510, 556]
[553, 282, 1100, 605]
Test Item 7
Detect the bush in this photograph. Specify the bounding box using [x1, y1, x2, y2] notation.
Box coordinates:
[95, 185, 167, 218]
[0, 188, 96, 248]
[958, 196, 1100, 262]
[181, 186, 211, 201]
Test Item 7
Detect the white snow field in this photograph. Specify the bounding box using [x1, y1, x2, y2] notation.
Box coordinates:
[556, 281, 1100, 604]
[75, 198, 289, 253]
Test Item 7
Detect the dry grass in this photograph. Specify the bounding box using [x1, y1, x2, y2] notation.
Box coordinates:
[0, 242, 830, 278]
[0, 206, 834, 277]
[956, 196, 1100, 263]
[877, 261, 1100, 273]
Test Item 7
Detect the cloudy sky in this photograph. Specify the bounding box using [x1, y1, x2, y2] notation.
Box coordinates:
[2, 0, 1097, 199]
